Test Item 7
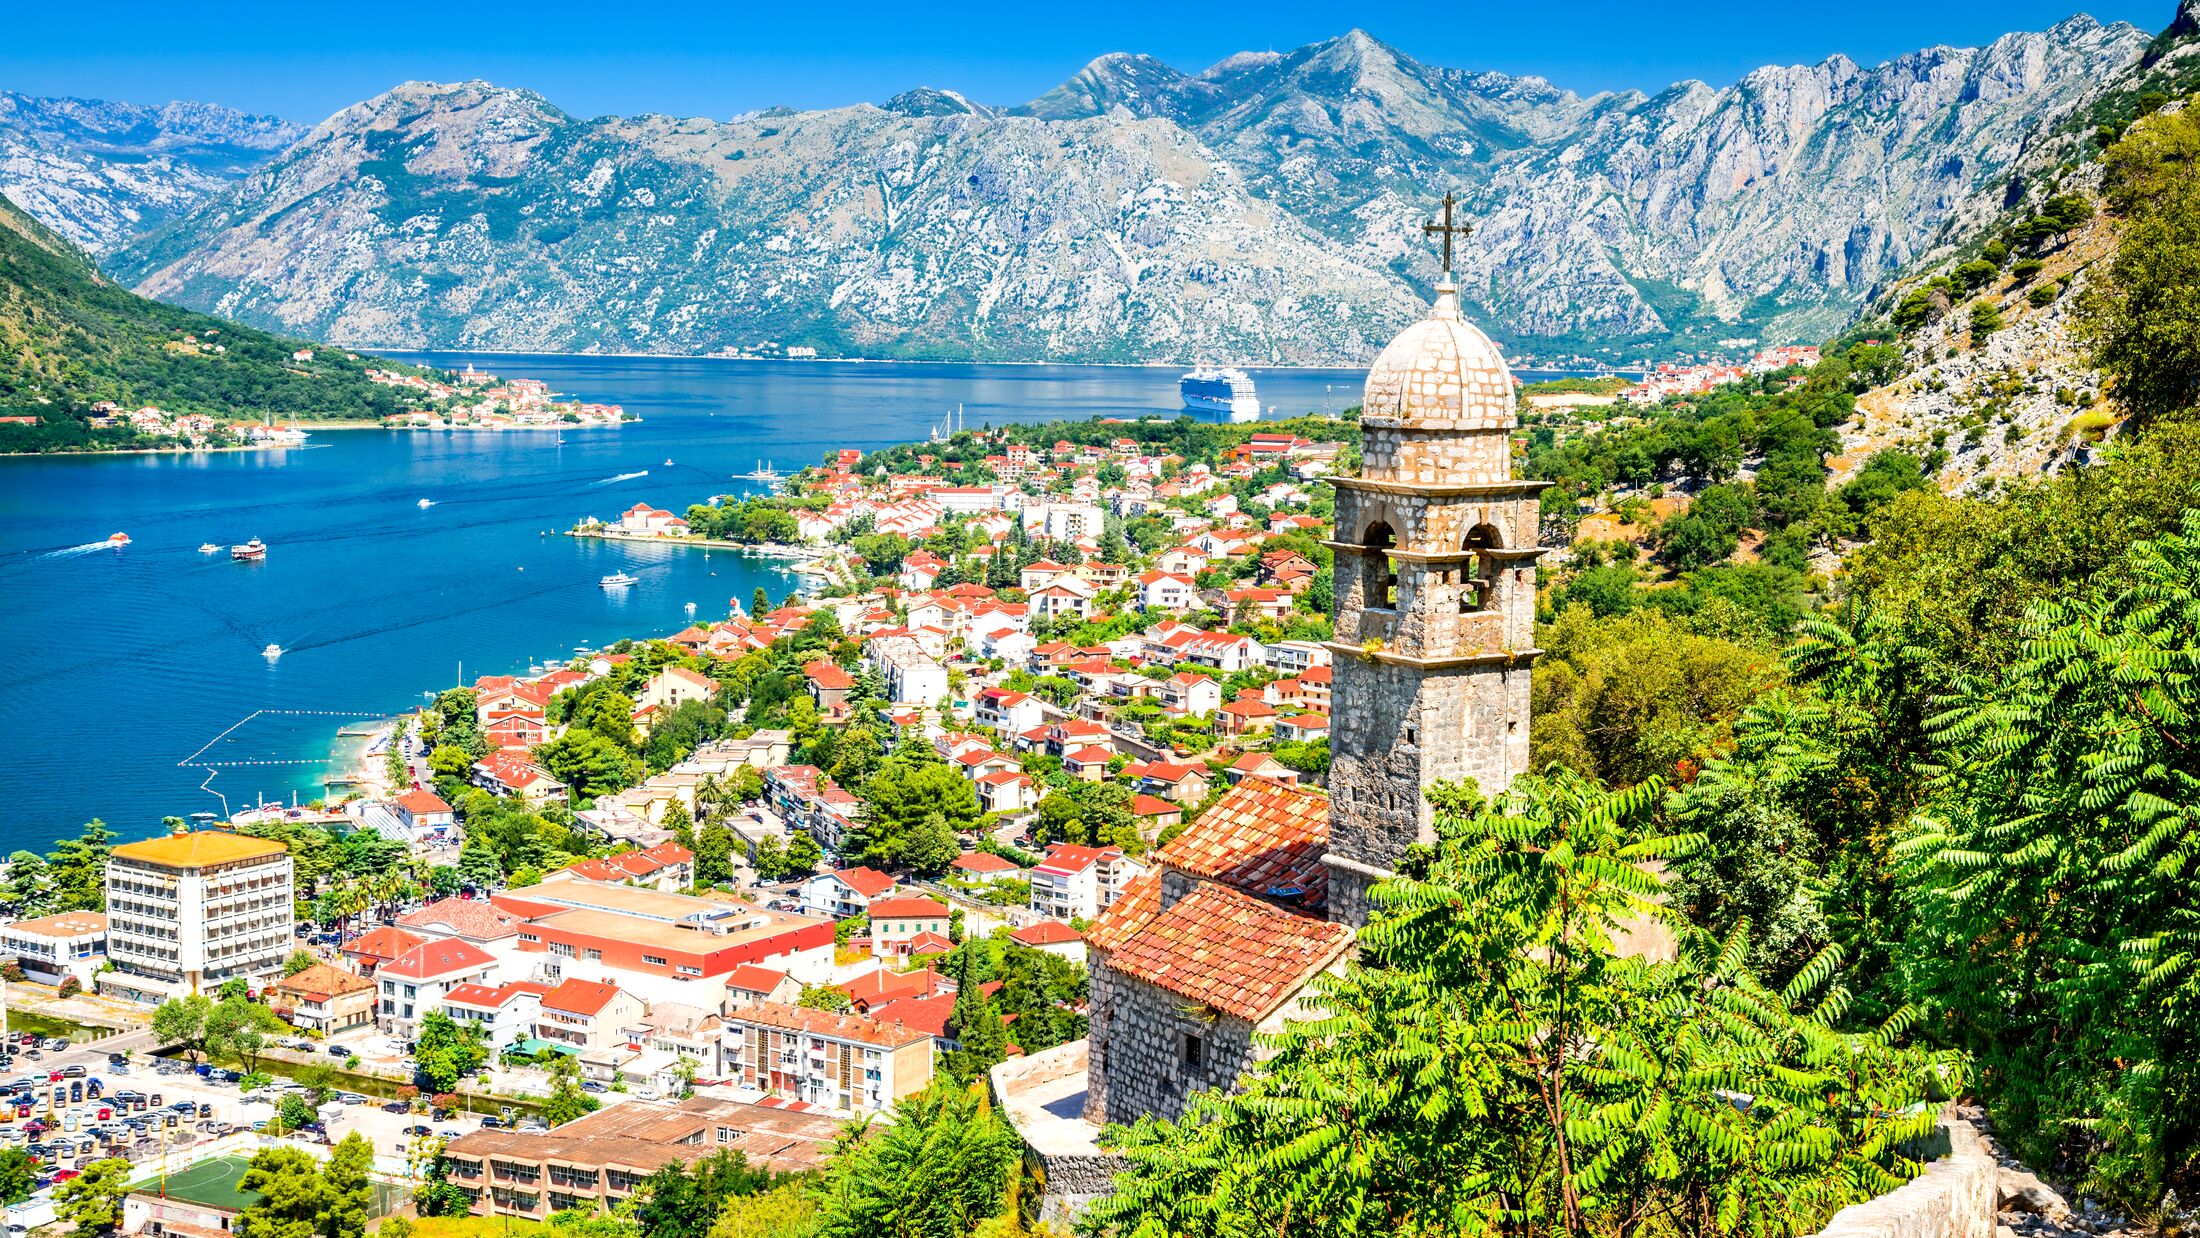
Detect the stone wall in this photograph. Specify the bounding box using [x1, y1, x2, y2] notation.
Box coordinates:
[1082, 950, 1258, 1126]
[1808, 1113, 1997, 1238]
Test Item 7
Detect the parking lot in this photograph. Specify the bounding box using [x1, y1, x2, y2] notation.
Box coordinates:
[0, 1032, 570, 1192]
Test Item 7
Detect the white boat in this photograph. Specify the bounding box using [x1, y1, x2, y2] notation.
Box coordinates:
[600, 573, 638, 588]
[198, 543, 220, 554]
[417, 498, 434, 509]
[232, 538, 267, 561]
[1180, 367, 1261, 421]
[262, 644, 283, 660]
[734, 460, 784, 483]
[663, 458, 676, 467]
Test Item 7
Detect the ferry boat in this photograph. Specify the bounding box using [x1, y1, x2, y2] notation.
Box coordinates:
[232, 538, 267, 561]
[1180, 367, 1261, 421]
[262, 644, 283, 660]
[198, 543, 221, 554]
[599, 572, 639, 589]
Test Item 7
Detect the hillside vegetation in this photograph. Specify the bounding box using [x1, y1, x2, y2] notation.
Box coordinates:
[0, 196, 428, 451]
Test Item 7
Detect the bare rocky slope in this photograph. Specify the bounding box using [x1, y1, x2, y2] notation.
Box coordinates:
[87, 13, 2175, 362]
[0, 93, 303, 254]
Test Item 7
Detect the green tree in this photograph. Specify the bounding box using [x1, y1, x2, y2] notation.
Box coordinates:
[1893, 511, 2200, 1208]
[321, 1134, 375, 1238]
[205, 993, 283, 1070]
[535, 731, 642, 800]
[54, 1158, 131, 1238]
[0, 1147, 36, 1206]
[797, 984, 853, 1013]
[904, 811, 960, 878]
[234, 1146, 328, 1238]
[812, 1082, 1020, 1238]
[941, 947, 1008, 1082]
[151, 994, 215, 1062]
[543, 1052, 600, 1126]
[414, 1010, 489, 1094]
[784, 832, 822, 876]
[854, 761, 979, 867]
[46, 819, 113, 911]
[283, 950, 319, 977]
[695, 821, 734, 887]
[1088, 772, 1954, 1238]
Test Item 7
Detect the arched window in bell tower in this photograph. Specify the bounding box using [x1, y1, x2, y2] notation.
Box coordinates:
[1362, 521, 1398, 610]
[1461, 523, 1502, 613]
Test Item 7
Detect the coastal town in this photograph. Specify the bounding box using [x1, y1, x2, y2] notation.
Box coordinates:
[0, 315, 1887, 1236]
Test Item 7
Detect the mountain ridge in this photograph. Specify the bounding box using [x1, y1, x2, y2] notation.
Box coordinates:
[62, 11, 2177, 362]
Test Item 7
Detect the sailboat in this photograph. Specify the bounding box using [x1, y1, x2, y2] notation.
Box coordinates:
[734, 460, 784, 484]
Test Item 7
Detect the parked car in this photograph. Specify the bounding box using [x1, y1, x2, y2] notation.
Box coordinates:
[379, 1102, 409, 1114]
[478, 1116, 504, 1129]
[326, 1045, 350, 1058]
[401, 1124, 432, 1137]
[580, 1081, 607, 1094]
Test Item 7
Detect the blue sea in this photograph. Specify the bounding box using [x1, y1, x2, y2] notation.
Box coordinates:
[0, 355, 1575, 853]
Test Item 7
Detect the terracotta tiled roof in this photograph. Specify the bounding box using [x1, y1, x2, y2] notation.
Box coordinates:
[736, 1001, 934, 1049]
[837, 965, 943, 1011]
[949, 851, 1022, 875]
[343, 925, 426, 962]
[1010, 920, 1081, 947]
[380, 937, 496, 981]
[1156, 778, 1330, 910]
[867, 896, 950, 921]
[829, 867, 897, 898]
[1100, 881, 1350, 1022]
[400, 897, 521, 941]
[275, 962, 371, 1001]
[1085, 872, 1161, 954]
[395, 788, 453, 815]
[725, 964, 789, 994]
[542, 978, 625, 1017]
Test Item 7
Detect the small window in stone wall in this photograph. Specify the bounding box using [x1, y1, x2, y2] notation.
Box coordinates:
[1181, 1032, 1205, 1069]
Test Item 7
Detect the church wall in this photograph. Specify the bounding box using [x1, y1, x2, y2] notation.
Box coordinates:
[1082, 949, 1258, 1126]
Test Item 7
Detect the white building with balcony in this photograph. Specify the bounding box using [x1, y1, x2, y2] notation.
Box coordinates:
[102, 831, 294, 1004]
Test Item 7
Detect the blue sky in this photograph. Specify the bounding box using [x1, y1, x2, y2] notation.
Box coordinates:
[6, 0, 2171, 123]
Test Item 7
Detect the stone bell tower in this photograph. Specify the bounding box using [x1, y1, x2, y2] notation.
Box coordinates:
[1323, 199, 1547, 926]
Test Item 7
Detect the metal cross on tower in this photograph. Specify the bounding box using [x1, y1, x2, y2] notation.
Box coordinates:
[1422, 191, 1471, 275]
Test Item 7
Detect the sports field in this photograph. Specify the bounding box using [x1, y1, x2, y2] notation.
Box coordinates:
[132, 1155, 261, 1211]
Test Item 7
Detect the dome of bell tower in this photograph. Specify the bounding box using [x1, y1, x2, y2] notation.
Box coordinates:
[1360, 278, 1515, 431]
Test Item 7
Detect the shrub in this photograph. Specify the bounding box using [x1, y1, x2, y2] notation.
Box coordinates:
[1970, 299, 2005, 340]
[2011, 257, 2045, 282]
[2028, 284, 2059, 308]
[57, 976, 82, 997]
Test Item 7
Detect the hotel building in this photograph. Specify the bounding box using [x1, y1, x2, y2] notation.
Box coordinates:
[102, 831, 294, 1003]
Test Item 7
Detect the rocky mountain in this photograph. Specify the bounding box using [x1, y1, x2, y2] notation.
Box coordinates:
[98, 13, 2168, 362]
[0, 93, 304, 254]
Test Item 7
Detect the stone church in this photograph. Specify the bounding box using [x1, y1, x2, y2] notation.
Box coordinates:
[992, 266, 1549, 1212]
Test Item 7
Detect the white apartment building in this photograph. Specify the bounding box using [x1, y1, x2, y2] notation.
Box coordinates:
[103, 832, 294, 1003]
[723, 1001, 934, 1116]
[1027, 844, 1146, 922]
[0, 911, 107, 986]
[866, 635, 948, 707]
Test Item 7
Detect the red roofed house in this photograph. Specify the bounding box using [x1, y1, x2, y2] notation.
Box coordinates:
[866, 896, 953, 959]
[1130, 794, 1185, 835]
[270, 963, 375, 1035]
[799, 867, 898, 919]
[1275, 713, 1331, 743]
[535, 978, 647, 1056]
[1226, 752, 1299, 787]
[1061, 745, 1114, 782]
[471, 751, 567, 806]
[616, 503, 689, 536]
[723, 1002, 934, 1116]
[949, 851, 1025, 883]
[640, 666, 718, 728]
[394, 788, 456, 837]
[440, 980, 553, 1047]
[562, 841, 696, 891]
[376, 937, 500, 1040]
[723, 964, 801, 1010]
[974, 688, 1045, 736]
[1009, 919, 1086, 964]
[1123, 760, 1213, 806]
[1029, 844, 1147, 922]
[804, 661, 855, 715]
[1217, 696, 1279, 737]
[342, 925, 426, 976]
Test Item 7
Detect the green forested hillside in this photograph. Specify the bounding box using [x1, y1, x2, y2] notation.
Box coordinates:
[0, 196, 432, 451]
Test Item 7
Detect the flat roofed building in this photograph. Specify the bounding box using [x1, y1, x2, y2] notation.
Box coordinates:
[0, 910, 107, 986]
[488, 875, 835, 1000]
[103, 831, 293, 1003]
[443, 1097, 839, 1219]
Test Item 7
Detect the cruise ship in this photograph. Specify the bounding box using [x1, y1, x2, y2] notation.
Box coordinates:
[1179, 367, 1261, 421]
